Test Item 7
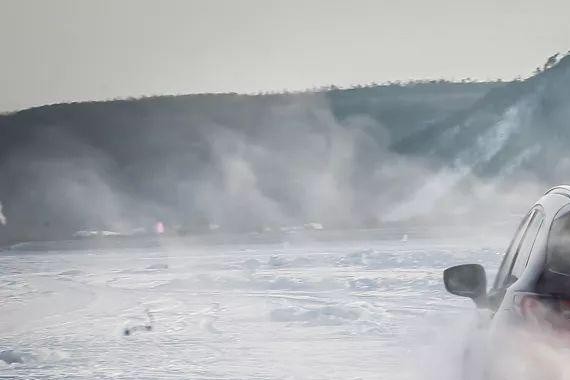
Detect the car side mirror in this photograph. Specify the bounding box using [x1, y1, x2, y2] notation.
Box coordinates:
[444, 264, 487, 308]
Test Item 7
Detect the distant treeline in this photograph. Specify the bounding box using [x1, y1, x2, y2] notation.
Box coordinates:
[0, 80, 502, 244]
[3, 51, 570, 245]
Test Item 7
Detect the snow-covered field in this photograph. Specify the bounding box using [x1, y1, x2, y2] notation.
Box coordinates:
[0, 234, 505, 379]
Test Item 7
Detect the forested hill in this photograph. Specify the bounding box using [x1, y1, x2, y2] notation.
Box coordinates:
[0, 80, 504, 244]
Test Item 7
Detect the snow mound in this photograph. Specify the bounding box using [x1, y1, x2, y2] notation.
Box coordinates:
[146, 263, 169, 270]
[0, 350, 25, 364]
[268, 255, 287, 267]
[268, 276, 306, 290]
[336, 249, 377, 266]
[59, 270, 82, 276]
[242, 258, 261, 271]
[348, 278, 379, 291]
[271, 305, 361, 325]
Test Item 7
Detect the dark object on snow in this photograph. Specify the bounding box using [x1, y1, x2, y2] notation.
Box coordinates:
[123, 309, 154, 336]
[124, 325, 152, 336]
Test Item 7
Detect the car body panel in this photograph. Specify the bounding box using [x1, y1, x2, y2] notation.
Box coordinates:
[445, 186, 570, 378]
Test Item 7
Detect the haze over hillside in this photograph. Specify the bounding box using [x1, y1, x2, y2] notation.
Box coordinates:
[390, 54, 570, 220]
[1, 55, 569, 244]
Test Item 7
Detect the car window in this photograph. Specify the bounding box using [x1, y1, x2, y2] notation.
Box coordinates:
[547, 210, 570, 274]
[510, 210, 544, 280]
[494, 211, 532, 288]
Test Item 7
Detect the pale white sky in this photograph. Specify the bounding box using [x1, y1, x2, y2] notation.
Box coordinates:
[1, 0, 570, 112]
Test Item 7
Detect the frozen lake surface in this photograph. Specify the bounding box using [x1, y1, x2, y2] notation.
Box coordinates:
[0, 234, 505, 379]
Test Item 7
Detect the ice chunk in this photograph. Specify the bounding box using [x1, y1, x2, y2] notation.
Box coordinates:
[0, 350, 24, 364]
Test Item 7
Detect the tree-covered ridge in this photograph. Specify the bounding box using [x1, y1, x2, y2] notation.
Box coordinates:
[4, 49, 570, 246]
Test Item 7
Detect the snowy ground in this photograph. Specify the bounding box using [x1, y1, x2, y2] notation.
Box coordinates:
[0, 233, 505, 379]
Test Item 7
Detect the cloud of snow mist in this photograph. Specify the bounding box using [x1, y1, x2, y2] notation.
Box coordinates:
[384, 88, 557, 231]
[181, 94, 542, 234]
[0, 88, 557, 243]
[182, 96, 396, 230]
[480, 312, 570, 380]
[406, 302, 570, 380]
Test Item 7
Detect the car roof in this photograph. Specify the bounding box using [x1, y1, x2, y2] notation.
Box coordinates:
[537, 185, 570, 220]
[545, 185, 570, 198]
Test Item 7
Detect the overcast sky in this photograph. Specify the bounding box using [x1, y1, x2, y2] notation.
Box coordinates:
[1, 0, 570, 112]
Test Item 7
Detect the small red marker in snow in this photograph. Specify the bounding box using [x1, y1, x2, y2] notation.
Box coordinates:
[155, 221, 165, 234]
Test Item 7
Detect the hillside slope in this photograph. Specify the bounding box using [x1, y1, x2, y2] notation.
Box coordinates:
[389, 56, 570, 221]
[0, 81, 502, 243]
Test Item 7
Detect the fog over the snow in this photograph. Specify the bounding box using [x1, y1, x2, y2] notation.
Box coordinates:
[2, 53, 570, 244]
[4, 3, 570, 379]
